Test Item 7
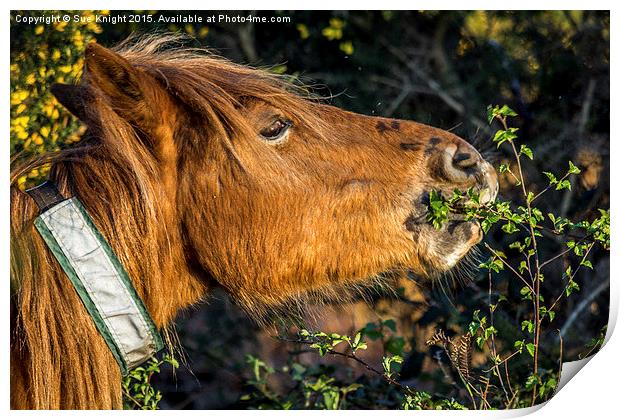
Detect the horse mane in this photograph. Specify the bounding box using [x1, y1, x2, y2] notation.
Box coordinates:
[10, 34, 325, 409]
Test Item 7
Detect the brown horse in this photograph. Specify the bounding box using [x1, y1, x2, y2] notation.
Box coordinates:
[10, 35, 498, 409]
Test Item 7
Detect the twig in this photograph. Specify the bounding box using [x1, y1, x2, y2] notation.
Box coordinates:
[484, 243, 533, 293]
[277, 337, 409, 392]
[539, 234, 592, 270]
[383, 42, 493, 136]
[548, 243, 595, 313]
[556, 329, 564, 396]
[122, 390, 144, 409]
[481, 350, 522, 373]
[560, 280, 609, 337]
[385, 84, 413, 116]
[487, 271, 510, 404]
[496, 114, 542, 406]
[503, 360, 515, 401]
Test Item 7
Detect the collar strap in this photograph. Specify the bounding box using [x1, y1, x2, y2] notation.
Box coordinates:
[25, 181, 64, 212]
[26, 182, 164, 375]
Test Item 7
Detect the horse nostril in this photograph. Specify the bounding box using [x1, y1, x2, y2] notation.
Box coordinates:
[453, 152, 477, 169]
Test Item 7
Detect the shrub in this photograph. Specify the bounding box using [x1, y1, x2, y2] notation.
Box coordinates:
[10, 11, 107, 188]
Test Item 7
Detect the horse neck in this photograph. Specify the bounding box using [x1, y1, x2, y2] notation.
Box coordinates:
[10, 153, 206, 408]
[59, 151, 208, 325]
[11, 184, 123, 408]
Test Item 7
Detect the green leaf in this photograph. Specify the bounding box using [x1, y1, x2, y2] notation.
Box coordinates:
[531, 207, 544, 222]
[383, 319, 397, 332]
[514, 340, 524, 352]
[385, 336, 406, 356]
[492, 127, 519, 147]
[486, 105, 495, 124]
[520, 286, 533, 300]
[556, 179, 571, 191]
[501, 221, 519, 234]
[568, 160, 581, 175]
[509, 241, 525, 252]
[526, 191, 534, 203]
[543, 171, 558, 185]
[566, 279, 580, 296]
[499, 163, 509, 173]
[526, 343, 536, 357]
[382, 355, 403, 378]
[499, 105, 517, 117]
[469, 321, 481, 336]
[484, 326, 498, 340]
[520, 144, 533, 160]
[521, 320, 535, 334]
[525, 373, 540, 390]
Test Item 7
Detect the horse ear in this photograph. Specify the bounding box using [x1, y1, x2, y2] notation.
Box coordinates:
[50, 83, 92, 121]
[83, 42, 144, 113]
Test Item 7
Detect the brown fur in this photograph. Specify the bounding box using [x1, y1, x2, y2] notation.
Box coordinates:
[10, 35, 497, 409]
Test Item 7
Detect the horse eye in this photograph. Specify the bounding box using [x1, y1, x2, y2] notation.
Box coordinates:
[260, 119, 292, 141]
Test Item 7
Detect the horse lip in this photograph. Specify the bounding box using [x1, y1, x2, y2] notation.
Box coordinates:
[448, 213, 470, 221]
[478, 186, 498, 205]
[404, 209, 475, 231]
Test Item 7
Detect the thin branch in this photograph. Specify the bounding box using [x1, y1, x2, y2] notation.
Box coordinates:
[560, 280, 609, 337]
[481, 350, 522, 373]
[277, 337, 408, 392]
[484, 243, 533, 293]
[384, 42, 493, 136]
[539, 234, 592, 270]
[548, 243, 595, 313]
[487, 271, 510, 404]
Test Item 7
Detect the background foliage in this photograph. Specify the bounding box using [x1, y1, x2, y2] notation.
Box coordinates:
[10, 10, 609, 409]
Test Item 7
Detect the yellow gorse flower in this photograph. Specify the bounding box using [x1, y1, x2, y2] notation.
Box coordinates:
[58, 64, 72, 74]
[297, 24, 310, 40]
[11, 90, 29, 105]
[322, 18, 345, 41]
[54, 21, 68, 32]
[40, 126, 50, 138]
[73, 30, 84, 49]
[339, 41, 354, 55]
